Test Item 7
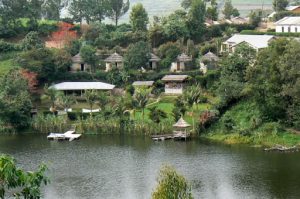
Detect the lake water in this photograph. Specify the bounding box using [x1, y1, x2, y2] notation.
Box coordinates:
[117, 0, 273, 22]
[1, 134, 300, 199]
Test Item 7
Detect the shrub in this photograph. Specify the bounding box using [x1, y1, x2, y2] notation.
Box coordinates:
[0, 40, 20, 53]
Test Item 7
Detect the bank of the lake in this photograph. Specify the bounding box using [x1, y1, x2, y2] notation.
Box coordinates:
[1, 133, 300, 199]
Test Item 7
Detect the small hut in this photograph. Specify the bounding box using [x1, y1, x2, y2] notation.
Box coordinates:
[171, 53, 192, 72]
[69, 54, 90, 72]
[200, 52, 219, 74]
[149, 53, 161, 70]
[105, 52, 123, 72]
[173, 117, 191, 141]
[162, 75, 188, 95]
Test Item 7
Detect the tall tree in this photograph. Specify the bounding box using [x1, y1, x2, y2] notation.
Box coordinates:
[187, 0, 206, 42]
[133, 88, 150, 121]
[130, 3, 149, 32]
[42, 0, 63, 20]
[0, 155, 49, 199]
[89, 0, 109, 23]
[68, 0, 86, 24]
[273, 0, 289, 12]
[222, 0, 239, 19]
[84, 90, 100, 114]
[206, 0, 218, 21]
[80, 45, 97, 72]
[107, 0, 130, 26]
[0, 70, 33, 130]
[124, 41, 151, 69]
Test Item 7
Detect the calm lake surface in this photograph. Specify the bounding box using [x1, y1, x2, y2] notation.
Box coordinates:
[1, 134, 300, 199]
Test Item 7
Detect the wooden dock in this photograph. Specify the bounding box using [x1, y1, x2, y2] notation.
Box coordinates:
[47, 130, 81, 142]
[151, 132, 191, 141]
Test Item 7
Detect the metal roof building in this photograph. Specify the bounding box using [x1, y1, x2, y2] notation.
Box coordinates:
[50, 82, 115, 91]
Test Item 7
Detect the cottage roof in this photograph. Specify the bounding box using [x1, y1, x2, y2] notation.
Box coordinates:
[149, 53, 161, 62]
[105, 53, 123, 63]
[162, 75, 188, 82]
[50, 82, 115, 91]
[177, 53, 192, 62]
[173, 117, 191, 128]
[286, 5, 300, 11]
[201, 52, 219, 62]
[132, 81, 154, 86]
[275, 16, 300, 25]
[224, 34, 274, 49]
[71, 53, 83, 63]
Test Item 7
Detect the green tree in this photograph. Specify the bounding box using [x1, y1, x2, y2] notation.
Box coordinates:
[161, 10, 189, 41]
[43, 85, 59, 114]
[181, 0, 192, 9]
[206, 0, 218, 21]
[107, 0, 130, 26]
[0, 70, 32, 130]
[0, 154, 49, 199]
[249, 10, 262, 27]
[84, 90, 99, 114]
[89, 0, 110, 23]
[42, 0, 63, 20]
[56, 92, 76, 111]
[183, 85, 202, 132]
[68, 0, 86, 24]
[124, 41, 151, 69]
[80, 45, 97, 72]
[187, 0, 206, 42]
[130, 3, 149, 32]
[21, 31, 45, 51]
[273, 0, 289, 12]
[222, 0, 239, 19]
[149, 106, 167, 124]
[133, 88, 150, 121]
[152, 165, 193, 199]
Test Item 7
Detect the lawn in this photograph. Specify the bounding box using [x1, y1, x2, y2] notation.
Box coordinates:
[0, 59, 17, 76]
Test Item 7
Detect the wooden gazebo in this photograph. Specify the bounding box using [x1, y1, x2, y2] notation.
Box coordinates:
[173, 117, 191, 141]
[105, 52, 123, 71]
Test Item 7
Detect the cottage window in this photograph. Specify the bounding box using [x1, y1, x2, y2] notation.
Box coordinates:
[296, 27, 298, 33]
[282, 27, 284, 32]
[288, 26, 291, 33]
[81, 64, 85, 71]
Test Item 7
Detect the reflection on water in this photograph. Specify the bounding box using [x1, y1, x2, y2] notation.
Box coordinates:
[0, 134, 300, 199]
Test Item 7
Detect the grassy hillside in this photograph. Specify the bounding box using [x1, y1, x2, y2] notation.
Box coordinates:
[204, 100, 300, 147]
[0, 52, 19, 76]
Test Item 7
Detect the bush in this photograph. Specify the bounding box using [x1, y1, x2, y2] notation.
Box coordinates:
[37, 23, 58, 36]
[0, 40, 20, 53]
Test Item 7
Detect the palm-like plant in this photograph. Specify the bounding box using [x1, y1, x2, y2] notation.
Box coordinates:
[84, 90, 99, 115]
[42, 85, 59, 114]
[56, 92, 76, 111]
[133, 88, 150, 121]
[183, 85, 202, 132]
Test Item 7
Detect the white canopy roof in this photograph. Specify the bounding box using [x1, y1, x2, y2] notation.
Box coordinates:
[50, 82, 115, 91]
[224, 34, 274, 49]
[275, 17, 300, 25]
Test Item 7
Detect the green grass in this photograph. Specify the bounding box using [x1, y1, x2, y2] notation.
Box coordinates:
[0, 59, 17, 76]
[204, 100, 300, 147]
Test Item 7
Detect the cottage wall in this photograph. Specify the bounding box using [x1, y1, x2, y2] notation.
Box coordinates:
[70, 63, 90, 72]
[276, 25, 300, 33]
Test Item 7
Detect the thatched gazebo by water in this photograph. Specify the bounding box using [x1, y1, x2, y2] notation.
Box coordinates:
[105, 52, 123, 71]
[173, 117, 191, 141]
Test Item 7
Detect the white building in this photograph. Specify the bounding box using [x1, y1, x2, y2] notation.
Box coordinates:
[221, 34, 275, 53]
[162, 75, 188, 95]
[275, 17, 300, 33]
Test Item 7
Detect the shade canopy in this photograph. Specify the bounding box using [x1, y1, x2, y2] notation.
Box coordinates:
[177, 53, 192, 62]
[50, 82, 115, 91]
[173, 117, 191, 128]
[105, 52, 123, 63]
